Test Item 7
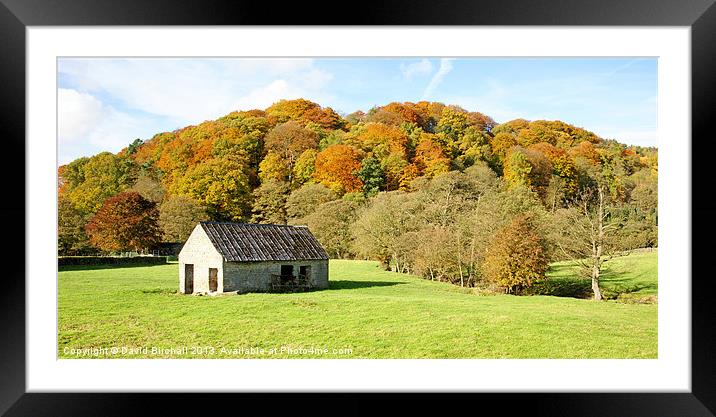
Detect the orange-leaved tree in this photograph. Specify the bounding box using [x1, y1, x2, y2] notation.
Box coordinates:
[313, 144, 364, 194]
[85, 192, 161, 253]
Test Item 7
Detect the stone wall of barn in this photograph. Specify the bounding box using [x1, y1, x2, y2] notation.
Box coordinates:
[223, 259, 329, 292]
[178, 225, 224, 293]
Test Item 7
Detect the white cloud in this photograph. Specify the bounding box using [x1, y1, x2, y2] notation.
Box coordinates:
[85, 108, 151, 151]
[301, 69, 334, 90]
[58, 88, 167, 164]
[422, 58, 454, 99]
[400, 59, 433, 80]
[233, 80, 303, 110]
[58, 58, 334, 125]
[57, 58, 338, 163]
[58, 88, 106, 143]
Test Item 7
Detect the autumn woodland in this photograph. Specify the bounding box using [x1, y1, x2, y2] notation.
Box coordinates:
[58, 99, 657, 300]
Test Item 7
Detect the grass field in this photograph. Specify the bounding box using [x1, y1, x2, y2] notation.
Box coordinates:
[540, 251, 658, 302]
[58, 252, 657, 359]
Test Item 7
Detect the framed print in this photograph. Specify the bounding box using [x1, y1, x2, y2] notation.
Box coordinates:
[3, 0, 716, 415]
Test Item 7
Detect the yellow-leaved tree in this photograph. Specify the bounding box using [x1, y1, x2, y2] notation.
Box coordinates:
[482, 215, 548, 294]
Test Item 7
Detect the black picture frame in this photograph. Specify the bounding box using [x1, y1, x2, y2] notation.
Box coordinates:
[2, 0, 714, 415]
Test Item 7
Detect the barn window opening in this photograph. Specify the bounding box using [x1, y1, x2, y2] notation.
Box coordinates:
[280, 265, 294, 278]
[299, 265, 310, 279]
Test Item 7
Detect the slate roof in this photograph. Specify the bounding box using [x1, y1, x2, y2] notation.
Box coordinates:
[200, 222, 329, 262]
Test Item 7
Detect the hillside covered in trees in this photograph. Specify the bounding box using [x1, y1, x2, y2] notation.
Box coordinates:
[58, 99, 657, 298]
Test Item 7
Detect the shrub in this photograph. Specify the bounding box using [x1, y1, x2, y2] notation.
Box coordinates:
[482, 215, 548, 293]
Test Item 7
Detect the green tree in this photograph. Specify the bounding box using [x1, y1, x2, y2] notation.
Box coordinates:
[125, 138, 143, 155]
[158, 196, 209, 242]
[622, 168, 658, 248]
[60, 152, 135, 214]
[285, 183, 339, 222]
[216, 111, 271, 170]
[301, 199, 359, 258]
[458, 184, 551, 287]
[351, 191, 421, 272]
[58, 196, 93, 255]
[355, 156, 386, 196]
[503, 146, 552, 200]
[380, 153, 409, 191]
[408, 166, 501, 286]
[251, 180, 291, 224]
[129, 173, 166, 203]
[318, 129, 346, 151]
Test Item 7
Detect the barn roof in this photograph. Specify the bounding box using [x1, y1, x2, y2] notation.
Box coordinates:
[199, 222, 329, 262]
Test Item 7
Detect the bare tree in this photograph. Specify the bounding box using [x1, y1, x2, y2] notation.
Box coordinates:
[555, 184, 625, 301]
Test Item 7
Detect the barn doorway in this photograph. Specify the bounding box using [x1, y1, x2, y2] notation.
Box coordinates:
[209, 268, 218, 292]
[299, 265, 311, 286]
[184, 264, 194, 294]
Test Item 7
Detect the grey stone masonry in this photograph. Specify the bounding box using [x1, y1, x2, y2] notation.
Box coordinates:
[178, 223, 329, 294]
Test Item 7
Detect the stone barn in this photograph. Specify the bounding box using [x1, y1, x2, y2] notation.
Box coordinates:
[178, 222, 329, 294]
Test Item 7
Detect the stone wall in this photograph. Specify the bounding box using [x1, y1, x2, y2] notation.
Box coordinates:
[178, 224, 330, 294]
[223, 259, 329, 292]
[178, 225, 224, 293]
[58, 256, 167, 267]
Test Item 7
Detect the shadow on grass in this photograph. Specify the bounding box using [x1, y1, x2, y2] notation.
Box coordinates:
[138, 288, 177, 295]
[328, 280, 404, 290]
[546, 263, 578, 276]
[524, 277, 593, 299]
[600, 269, 658, 292]
[527, 264, 657, 300]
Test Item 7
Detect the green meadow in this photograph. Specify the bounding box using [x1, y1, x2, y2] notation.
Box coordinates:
[58, 252, 657, 359]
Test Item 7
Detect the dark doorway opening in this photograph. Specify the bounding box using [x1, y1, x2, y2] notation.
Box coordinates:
[184, 264, 194, 294]
[209, 268, 218, 292]
[271, 264, 309, 292]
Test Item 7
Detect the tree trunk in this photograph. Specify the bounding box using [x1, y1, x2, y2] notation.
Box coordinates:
[592, 186, 605, 301]
[591, 265, 602, 301]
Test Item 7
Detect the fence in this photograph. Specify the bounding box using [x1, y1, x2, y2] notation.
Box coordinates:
[270, 274, 310, 292]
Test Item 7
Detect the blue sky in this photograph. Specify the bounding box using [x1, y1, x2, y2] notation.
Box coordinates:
[58, 58, 657, 164]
